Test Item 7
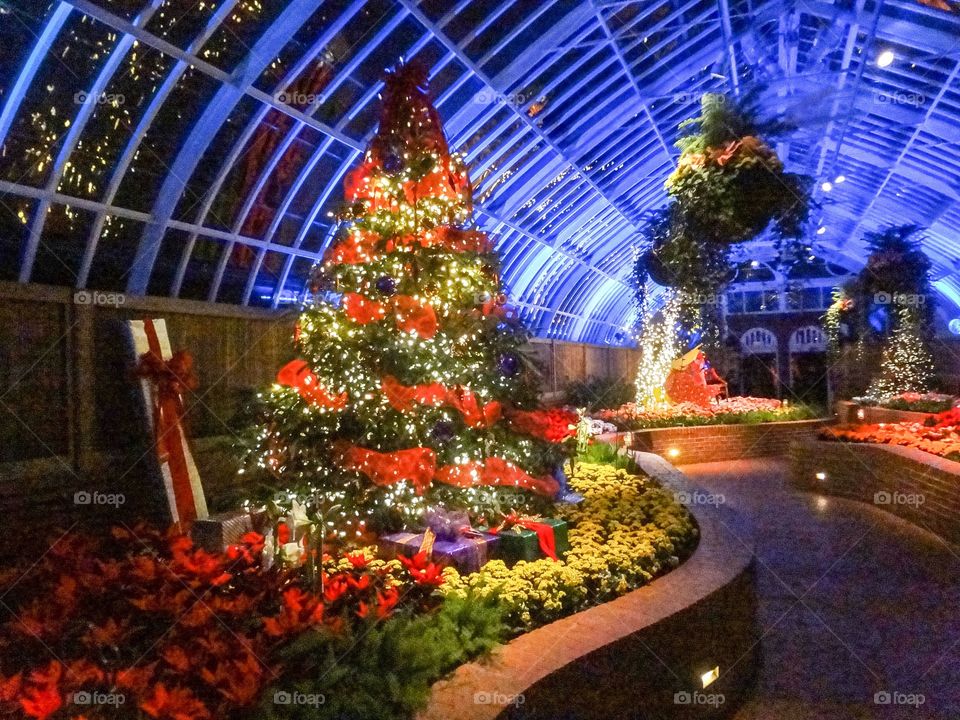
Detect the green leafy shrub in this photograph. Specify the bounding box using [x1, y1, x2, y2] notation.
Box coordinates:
[258, 593, 505, 720]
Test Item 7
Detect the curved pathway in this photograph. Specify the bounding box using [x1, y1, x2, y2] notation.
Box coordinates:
[679, 458, 960, 720]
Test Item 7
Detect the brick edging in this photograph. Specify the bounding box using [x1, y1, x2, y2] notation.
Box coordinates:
[789, 439, 960, 546]
[596, 418, 833, 463]
[420, 454, 758, 720]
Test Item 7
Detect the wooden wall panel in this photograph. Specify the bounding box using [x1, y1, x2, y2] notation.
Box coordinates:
[0, 283, 642, 463]
[0, 299, 69, 461]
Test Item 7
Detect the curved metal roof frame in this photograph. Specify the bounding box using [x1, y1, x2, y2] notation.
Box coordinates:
[0, 0, 958, 344]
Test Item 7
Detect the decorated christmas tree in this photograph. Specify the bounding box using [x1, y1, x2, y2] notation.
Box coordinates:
[866, 305, 936, 398]
[249, 63, 576, 537]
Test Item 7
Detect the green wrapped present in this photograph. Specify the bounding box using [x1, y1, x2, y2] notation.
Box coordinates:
[483, 515, 569, 564]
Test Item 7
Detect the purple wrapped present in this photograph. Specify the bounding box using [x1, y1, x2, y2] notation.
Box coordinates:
[379, 530, 500, 574]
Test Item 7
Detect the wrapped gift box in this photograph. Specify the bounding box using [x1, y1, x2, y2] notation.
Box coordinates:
[192, 508, 268, 553]
[379, 531, 500, 574]
[483, 517, 569, 564]
[128, 318, 208, 525]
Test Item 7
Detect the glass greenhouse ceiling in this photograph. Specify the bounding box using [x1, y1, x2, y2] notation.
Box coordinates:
[0, 0, 958, 344]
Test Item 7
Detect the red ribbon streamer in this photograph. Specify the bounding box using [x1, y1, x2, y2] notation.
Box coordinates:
[136, 322, 200, 525]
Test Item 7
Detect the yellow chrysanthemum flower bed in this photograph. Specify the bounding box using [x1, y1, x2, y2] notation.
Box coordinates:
[440, 462, 698, 633]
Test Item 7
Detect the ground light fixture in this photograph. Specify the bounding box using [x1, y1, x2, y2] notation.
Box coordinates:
[701, 666, 720, 689]
[877, 49, 896, 67]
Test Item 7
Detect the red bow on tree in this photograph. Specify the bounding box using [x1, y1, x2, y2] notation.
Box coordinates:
[446, 387, 501, 428]
[276, 360, 347, 410]
[341, 293, 387, 325]
[381, 375, 447, 412]
[392, 296, 437, 339]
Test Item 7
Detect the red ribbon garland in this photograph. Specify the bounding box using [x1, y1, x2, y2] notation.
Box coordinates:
[489, 512, 559, 561]
[334, 442, 437, 495]
[434, 457, 558, 497]
[135, 346, 199, 525]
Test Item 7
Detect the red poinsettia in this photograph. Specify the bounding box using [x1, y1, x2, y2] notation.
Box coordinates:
[398, 552, 445, 587]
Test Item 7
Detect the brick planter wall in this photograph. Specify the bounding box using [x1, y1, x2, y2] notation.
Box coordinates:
[834, 401, 934, 426]
[597, 419, 833, 464]
[421, 453, 758, 720]
[790, 439, 960, 545]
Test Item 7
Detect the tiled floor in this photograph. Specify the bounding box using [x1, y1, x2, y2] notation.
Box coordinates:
[680, 458, 960, 720]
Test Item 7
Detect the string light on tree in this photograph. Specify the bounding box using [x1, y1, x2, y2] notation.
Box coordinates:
[245, 62, 576, 534]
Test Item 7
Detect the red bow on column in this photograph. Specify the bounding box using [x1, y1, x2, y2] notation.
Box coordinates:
[136, 349, 200, 524]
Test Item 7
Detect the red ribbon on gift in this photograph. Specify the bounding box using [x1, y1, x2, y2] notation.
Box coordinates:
[135, 326, 200, 525]
[489, 512, 559, 561]
[276, 360, 347, 410]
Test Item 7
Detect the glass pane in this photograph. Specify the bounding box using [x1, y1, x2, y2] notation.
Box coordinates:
[31, 203, 93, 286]
[0, 195, 33, 281]
[87, 215, 144, 291]
[147, 227, 190, 296]
[0, 11, 116, 186]
[114, 67, 219, 212]
[60, 47, 177, 200]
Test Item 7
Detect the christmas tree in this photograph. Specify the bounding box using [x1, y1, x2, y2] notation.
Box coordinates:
[250, 63, 575, 537]
[866, 305, 936, 398]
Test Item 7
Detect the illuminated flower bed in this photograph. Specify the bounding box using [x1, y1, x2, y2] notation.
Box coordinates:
[0, 463, 694, 720]
[595, 397, 818, 431]
[854, 391, 958, 415]
[822, 407, 960, 463]
[443, 462, 697, 632]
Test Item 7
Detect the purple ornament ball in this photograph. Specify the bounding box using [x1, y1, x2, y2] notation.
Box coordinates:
[498, 353, 520, 376]
[375, 276, 397, 296]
